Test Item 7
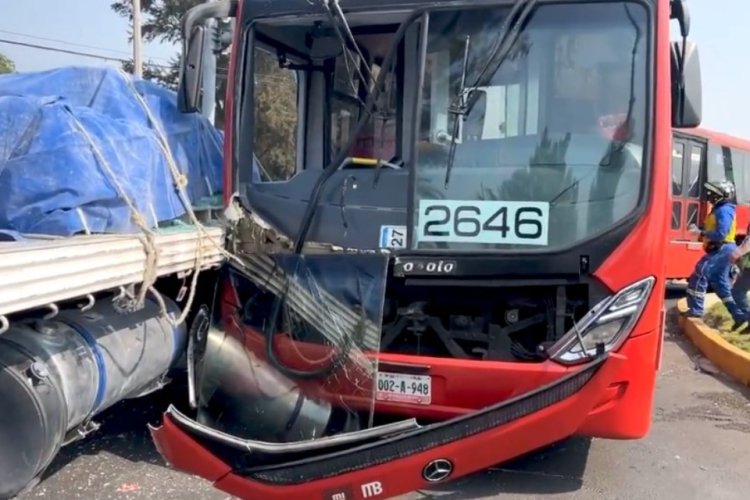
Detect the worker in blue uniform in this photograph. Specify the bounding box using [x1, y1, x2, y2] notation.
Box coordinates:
[685, 179, 743, 326]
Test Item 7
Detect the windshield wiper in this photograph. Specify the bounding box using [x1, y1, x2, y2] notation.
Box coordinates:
[444, 35, 471, 188]
[443, 0, 537, 188]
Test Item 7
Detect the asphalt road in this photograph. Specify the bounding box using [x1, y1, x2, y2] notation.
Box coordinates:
[16, 296, 750, 500]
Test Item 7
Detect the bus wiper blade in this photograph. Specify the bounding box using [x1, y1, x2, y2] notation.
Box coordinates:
[444, 34, 471, 189]
[443, 0, 537, 189]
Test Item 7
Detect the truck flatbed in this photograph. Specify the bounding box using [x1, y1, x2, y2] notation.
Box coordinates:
[0, 225, 224, 318]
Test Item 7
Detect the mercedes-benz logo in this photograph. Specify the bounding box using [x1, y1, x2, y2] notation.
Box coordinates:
[422, 458, 454, 483]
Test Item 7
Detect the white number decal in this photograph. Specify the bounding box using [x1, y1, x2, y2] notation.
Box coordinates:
[379, 225, 407, 249]
[417, 200, 549, 245]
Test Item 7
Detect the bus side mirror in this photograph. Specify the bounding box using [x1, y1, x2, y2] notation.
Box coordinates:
[178, 26, 206, 113]
[670, 40, 702, 128]
[670, 0, 690, 38]
[177, 0, 238, 113]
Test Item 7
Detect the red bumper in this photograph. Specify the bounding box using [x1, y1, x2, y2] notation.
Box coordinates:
[150, 330, 656, 500]
[230, 313, 658, 430]
[372, 329, 659, 436]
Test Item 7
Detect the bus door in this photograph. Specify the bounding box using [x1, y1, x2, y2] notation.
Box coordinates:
[670, 135, 706, 245]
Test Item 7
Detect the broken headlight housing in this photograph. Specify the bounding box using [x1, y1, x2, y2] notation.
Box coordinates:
[549, 276, 656, 364]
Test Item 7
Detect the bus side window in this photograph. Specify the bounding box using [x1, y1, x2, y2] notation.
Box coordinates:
[252, 45, 301, 183]
[671, 142, 684, 196]
[730, 147, 749, 204]
[686, 144, 703, 198]
[707, 142, 732, 189]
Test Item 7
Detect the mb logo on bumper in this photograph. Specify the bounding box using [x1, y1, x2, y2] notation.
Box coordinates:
[422, 458, 454, 483]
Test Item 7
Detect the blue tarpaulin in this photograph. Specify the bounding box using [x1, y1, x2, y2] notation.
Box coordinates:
[0, 66, 223, 236]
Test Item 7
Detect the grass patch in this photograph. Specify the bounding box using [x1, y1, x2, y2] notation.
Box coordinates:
[703, 302, 750, 353]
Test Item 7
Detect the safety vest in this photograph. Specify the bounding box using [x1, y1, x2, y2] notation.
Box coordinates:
[702, 209, 736, 251]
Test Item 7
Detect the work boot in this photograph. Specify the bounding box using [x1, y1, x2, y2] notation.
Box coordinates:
[726, 321, 747, 333]
[726, 309, 748, 332]
[722, 299, 743, 321]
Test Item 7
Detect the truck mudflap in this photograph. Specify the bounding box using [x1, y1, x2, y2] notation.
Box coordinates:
[150, 354, 611, 499]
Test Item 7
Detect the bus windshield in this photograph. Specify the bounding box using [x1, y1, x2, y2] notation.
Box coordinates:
[413, 2, 649, 251]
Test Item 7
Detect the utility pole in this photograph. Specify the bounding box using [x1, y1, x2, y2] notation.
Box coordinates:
[132, 0, 143, 77]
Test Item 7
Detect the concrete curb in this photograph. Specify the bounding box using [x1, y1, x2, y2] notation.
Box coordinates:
[677, 296, 750, 388]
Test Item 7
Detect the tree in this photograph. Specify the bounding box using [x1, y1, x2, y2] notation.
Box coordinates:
[122, 58, 180, 90]
[252, 48, 299, 181]
[0, 52, 15, 74]
[111, 0, 200, 44]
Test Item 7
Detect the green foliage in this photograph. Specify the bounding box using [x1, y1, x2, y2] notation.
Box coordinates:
[122, 58, 180, 90]
[704, 302, 750, 353]
[253, 49, 299, 181]
[111, 0, 203, 44]
[0, 52, 15, 74]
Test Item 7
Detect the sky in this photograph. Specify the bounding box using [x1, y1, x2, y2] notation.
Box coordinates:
[0, 0, 175, 72]
[0, 0, 748, 137]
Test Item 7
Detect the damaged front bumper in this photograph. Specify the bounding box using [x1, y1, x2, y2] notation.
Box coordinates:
[150, 353, 614, 500]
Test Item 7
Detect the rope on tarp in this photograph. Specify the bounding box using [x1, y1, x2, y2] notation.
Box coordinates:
[65, 108, 160, 314]
[120, 68, 206, 327]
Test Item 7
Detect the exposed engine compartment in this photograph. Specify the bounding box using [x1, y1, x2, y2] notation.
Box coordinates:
[226, 249, 594, 363]
[381, 281, 590, 361]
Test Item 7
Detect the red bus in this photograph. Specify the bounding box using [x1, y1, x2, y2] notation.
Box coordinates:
[151, 1, 702, 498]
[667, 127, 750, 281]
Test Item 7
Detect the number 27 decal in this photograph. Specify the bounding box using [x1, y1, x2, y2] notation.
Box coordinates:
[417, 200, 550, 246]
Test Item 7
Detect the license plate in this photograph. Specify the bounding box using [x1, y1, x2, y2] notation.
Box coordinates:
[375, 372, 431, 405]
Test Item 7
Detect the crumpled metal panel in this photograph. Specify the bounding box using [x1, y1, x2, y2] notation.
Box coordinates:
[194, 253, 389, 444]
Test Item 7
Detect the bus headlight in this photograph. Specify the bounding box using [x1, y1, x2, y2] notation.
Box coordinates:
[549, 276, 656, 364]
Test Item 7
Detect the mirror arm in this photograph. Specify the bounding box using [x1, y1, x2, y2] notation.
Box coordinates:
[181, 0, 238, 44]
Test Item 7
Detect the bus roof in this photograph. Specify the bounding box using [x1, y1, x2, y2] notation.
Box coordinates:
[675, 127, 750, 152]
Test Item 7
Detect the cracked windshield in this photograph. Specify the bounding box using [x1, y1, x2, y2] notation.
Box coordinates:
[414, 3, 648, 251]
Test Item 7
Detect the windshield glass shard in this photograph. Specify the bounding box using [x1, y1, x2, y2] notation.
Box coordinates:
[195, 253, 389, 443]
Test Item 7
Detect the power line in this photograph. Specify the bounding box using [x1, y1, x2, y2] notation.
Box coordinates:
[0, 38, 231, 80]
[0, 28, 170, 62]
[0, 38, 172, 68]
